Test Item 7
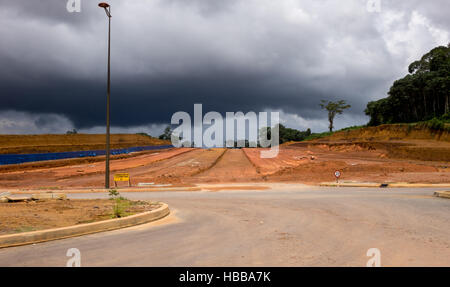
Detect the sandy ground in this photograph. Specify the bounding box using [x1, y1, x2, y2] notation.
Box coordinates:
[0, 199, 161, 235]
[0, 139, 449, 189]
[0, 186, 448, 267]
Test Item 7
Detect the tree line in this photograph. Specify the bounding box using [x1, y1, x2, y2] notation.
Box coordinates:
[365, 44, 450, 126]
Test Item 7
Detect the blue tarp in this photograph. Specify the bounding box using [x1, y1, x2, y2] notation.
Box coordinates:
[0, 145, 173, 165]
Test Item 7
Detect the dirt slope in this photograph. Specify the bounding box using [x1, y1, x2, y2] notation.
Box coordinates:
[0, 134, 170, 154]
[322, 124, 450, 142]
[299, 125, 450, 162]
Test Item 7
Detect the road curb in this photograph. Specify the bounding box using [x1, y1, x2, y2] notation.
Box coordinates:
[0, 203, 170, 249]
[320, 182, 450, 188]
[8, 187, 200, 194]
[388, 183, 450, 188]
[320, 182, 383, 188]
[434, 191, 450, 199]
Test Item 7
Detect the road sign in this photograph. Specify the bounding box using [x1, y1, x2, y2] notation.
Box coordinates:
[334, 170, 341, 183]
[114, 173, 131, 187]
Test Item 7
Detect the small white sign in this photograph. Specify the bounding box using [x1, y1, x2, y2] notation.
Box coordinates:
[334, 171, 341, 178]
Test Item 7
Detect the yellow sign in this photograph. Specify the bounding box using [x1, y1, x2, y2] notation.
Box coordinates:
[114, 173, 130, 182]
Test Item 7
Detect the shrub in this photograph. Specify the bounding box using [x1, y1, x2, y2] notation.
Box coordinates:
[108, 189, 119, 198]
[108, 189, 130, 218]
[426, 118, 445, 130]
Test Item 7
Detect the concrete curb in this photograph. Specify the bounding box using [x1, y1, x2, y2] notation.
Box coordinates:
[7, 187, 200, 194]
[434, 191, 450, 199]
[0, 203, 170, 249]
[388, 183, 450, 188]
[320, 182, 383, 188]
[320, 182, 450, 188]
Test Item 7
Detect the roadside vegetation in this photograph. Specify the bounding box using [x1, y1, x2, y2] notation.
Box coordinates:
[0, 198, 161, 235]
[413, 113, 450, 132]
[303, 126, 366, 141]
[108, 189, 130, 218]
[108, 189, 158, 218]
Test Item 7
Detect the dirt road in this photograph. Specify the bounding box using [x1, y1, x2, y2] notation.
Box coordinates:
[1, 186, 449, 266]
[190, 149, 261, 182]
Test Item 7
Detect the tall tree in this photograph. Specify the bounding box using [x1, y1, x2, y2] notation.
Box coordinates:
[320, 100, 351, 132]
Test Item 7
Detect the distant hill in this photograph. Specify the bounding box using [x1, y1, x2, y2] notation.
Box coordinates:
[0, 134, 170, 154]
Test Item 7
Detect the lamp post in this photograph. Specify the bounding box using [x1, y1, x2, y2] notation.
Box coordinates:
[99, 2, 112, 189]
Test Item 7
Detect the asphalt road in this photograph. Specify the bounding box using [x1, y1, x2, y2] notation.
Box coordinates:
[0, 185, 449, 266]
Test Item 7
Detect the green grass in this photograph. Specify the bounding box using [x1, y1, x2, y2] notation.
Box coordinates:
[413, 115, 450, 132]
[303, 132, 333, 141]
[338, 125, 366, 132]
[36, 186, 61, 190]
[301, 115, 450, 143]
[108, 189, 131, 218]
[303, 125, 366, 141]
[14, 226, 36, 233]
[111, 198, 131, 218]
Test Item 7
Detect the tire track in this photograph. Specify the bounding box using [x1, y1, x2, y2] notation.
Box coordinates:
[191, 149, 261, 182]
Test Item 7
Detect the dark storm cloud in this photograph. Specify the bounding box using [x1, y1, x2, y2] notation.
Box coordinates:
[0, 0, 449, 133]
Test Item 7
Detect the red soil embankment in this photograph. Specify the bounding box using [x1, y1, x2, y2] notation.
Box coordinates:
[0, 134, 170, 154]
[299, 125, 450, 162]
[324, 124, 450, 142]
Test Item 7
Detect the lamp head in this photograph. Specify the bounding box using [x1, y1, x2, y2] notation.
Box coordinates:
[98, 2, 110, 8]
[98, 2, 111, 17]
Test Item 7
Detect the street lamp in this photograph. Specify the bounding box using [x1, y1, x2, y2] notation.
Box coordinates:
[99, 2, 112, 189]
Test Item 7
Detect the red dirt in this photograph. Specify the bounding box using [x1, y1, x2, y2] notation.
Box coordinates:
[0, 148, 193, 188]
[188, 149, 261, 183]
[0, 134, 169, 154]
[122, 148, 226, 184]
[243, 148, 311, 175]
[250, 144, 449, 184]
[0, 136, 449, 188]
[0, 199, 161, 235]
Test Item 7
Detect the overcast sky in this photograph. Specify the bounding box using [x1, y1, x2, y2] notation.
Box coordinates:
[0, 0, 449, 135]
